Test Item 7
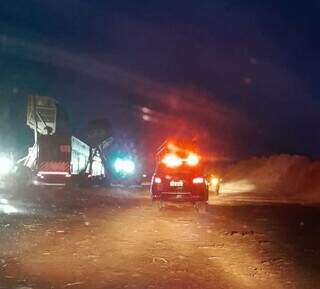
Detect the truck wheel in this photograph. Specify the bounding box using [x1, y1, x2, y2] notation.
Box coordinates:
[15, 166, 34, 189]
[65, 179, 78, 190]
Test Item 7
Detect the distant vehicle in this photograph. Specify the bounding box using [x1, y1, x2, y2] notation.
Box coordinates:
[22, 134, 106, 186]
[111, 156, 138, 186]
[207, 174, 221, 196]
[13, 95, 109, 187]
[106, 134, 142, 187]
[151, 141, 209, 211]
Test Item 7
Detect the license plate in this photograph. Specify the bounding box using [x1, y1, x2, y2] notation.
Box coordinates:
[170, 180, 183, 187]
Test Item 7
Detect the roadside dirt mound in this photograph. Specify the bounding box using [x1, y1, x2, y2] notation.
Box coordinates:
[223, 154, 320, 198]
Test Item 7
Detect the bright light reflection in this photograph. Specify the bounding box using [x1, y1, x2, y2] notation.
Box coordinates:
[114, 158, 135, 174]
[220, 179, 256, 194]
[162, 153, 182, 167]
[0, 198, 9, 204]
[186, 153, 200, 166]
[0, 204, 18, 214]
[210, 177, 219, 186]
[0, 156, 14, 175]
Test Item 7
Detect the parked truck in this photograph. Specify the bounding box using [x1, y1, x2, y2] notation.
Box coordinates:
[12, 96, 110, 187]
[22, 134, 106, 186]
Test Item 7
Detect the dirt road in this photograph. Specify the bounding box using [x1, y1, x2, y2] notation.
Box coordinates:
[0, 187, 320, 289]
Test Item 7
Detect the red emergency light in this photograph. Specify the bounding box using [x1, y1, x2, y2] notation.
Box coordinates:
[162, 153, 183, 168]
[162, 152, 200, 168]
[186, 153, 200, 166]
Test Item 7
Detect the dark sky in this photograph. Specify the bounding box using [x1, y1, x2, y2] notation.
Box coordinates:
[1, 0, 320, 159]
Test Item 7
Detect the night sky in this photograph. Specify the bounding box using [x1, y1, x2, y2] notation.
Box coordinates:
[1, 0, 320, 159]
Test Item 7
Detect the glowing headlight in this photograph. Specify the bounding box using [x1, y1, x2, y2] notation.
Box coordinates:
[0, 156, 14, 175]
[114, 158, 135, 174]
[210, 177, 220, 186]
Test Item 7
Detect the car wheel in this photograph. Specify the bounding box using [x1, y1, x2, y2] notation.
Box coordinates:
[195, 202, 207, 214]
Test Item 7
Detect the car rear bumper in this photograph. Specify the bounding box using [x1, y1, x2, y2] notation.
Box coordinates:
[34, 174, 72, 186]
[152, 191, 207, 202]
[150, 174, 209, 202]
[33, 180, 66, 186]
[151, 184, 208, 201]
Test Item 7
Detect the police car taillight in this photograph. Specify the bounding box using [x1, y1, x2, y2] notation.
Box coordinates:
[192, 177, 204, 184]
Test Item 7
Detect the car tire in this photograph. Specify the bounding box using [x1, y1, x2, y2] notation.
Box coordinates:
[195, 202, 207, 214]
